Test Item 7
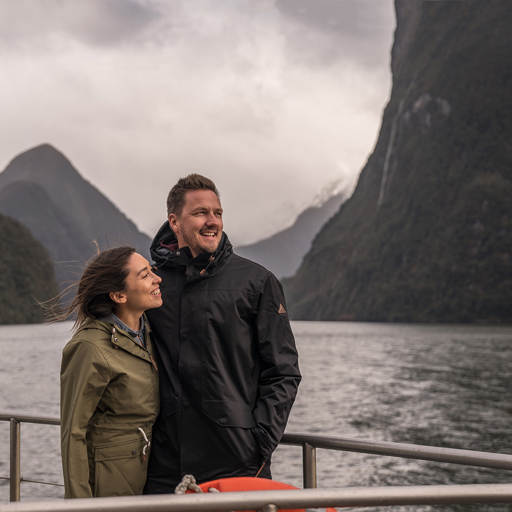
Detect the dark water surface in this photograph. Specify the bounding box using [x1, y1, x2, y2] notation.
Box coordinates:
[1, 321, 511, 510]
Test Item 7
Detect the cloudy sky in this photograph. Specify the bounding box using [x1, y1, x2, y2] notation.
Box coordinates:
[0, 0, 395, 245]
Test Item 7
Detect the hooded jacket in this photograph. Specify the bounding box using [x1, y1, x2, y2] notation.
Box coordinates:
[145, 223, 301, 486]
[60, 318, 159, 498]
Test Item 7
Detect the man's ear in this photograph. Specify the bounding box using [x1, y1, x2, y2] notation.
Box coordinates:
[110, 291, 127, 304]
[169, 213, 179, 234]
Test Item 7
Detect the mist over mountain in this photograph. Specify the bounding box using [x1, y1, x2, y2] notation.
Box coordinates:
[235, 191, 348, 279]
[0, 144, 151, 288]
[0, 213, 58, 324]
[284, 0, 512, 323]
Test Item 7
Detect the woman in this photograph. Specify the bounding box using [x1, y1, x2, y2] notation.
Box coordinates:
[58, 247, 162, 498]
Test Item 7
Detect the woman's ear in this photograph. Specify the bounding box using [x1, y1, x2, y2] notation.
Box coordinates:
[110, 291, 127, 304]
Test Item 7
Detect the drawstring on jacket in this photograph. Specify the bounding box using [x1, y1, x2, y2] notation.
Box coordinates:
[138, 427, 150, 461]
[200, 255, 215, 276]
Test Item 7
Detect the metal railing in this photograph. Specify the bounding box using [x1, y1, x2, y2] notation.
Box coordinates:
[2, 411, 512, 510]
[2, 485, 512, 512]
[0, 413, 61, 502]
[280, 432, 512, 489]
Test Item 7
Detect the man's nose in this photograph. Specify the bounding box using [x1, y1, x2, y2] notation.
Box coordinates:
[206, 212, 220, 225]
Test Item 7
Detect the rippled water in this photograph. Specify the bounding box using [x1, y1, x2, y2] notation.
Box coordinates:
[1, 321, 512, 510]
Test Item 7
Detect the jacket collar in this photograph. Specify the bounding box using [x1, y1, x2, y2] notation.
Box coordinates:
[76, 317, 155, 362]
[150, 221, 233, 282]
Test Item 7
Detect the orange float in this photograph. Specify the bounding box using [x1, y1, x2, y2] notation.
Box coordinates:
[186, 476, 337, 512]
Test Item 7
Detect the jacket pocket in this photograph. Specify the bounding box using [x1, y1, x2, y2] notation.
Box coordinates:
[93, 438, 148, 496]
[201, 400, 256, 428]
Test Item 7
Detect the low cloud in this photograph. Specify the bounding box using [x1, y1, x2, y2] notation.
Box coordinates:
[0, 0, 394, 245]
[0, 0, 158, 48]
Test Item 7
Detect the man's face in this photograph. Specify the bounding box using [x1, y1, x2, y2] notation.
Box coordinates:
[169, 189, 223, 258]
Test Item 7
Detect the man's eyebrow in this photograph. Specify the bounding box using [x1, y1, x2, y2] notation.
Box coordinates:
[189, 206, 223, 214]
[191, 205, 222, 212]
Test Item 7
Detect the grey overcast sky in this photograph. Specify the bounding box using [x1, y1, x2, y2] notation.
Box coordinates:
[0, 0, 395, 245]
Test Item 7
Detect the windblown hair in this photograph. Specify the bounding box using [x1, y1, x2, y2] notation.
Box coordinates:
[48, 246, 135, 330]
[166, 174, 220, 217]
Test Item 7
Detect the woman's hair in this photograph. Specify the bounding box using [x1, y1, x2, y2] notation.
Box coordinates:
[48, 246, 135, 329]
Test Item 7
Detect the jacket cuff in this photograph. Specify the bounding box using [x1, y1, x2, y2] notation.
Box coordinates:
[252, 425, 275, 463]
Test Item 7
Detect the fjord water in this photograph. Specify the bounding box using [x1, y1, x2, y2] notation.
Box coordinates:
[1, 321, 512, 511]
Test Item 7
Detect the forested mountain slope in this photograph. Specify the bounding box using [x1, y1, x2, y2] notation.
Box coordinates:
[284, 0, 512, 323]
[0, 213, 58, 324]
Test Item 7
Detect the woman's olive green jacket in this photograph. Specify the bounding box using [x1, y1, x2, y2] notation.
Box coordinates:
[60, 318, 159, 498]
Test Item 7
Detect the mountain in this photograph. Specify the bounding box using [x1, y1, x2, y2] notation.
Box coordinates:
[0, 213, 59, 324]
[283, 0, 512, 323]
[235, 191, 348, 279]
[0, 144, 151, 288]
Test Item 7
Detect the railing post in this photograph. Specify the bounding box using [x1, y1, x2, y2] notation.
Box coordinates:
[10, 418, 21, 502]
[303, 442, 317, 489]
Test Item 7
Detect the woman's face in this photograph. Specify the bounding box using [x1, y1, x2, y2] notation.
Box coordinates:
[121, 252, 163, 313]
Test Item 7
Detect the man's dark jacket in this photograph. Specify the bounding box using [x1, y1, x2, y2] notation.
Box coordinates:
[145, 223, 301, 491]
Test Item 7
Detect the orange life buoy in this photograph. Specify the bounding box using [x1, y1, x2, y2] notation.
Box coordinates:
[187, 476, 337, 512]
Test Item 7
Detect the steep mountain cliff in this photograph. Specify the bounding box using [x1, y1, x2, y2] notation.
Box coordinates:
[0, 144, 151, 287]
[235, 192, 348, 279]
[284, 0, 512, 323]
[0, 213, 59, 324]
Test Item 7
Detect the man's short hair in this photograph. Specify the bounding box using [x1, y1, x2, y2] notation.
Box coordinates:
[167, 174, 220, 217]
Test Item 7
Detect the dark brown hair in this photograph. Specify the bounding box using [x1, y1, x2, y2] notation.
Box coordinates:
[48, 246, 135, 329]
[166, 174, 220, 217]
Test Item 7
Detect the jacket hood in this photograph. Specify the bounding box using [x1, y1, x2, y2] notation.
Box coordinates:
[150, 221, 233, 281]
[74, 317, 155, 358]
[75, 318, 112, 337]
[150, 222, 179, 264]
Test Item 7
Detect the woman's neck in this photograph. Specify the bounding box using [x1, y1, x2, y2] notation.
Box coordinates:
[114, 310, 142, 332]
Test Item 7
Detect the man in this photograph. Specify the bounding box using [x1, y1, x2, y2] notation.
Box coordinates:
[145, 174, 301, 493]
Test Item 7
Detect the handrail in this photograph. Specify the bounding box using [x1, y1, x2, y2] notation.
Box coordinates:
[282, 432, 512, 471]
[0, 413, 63, 501]
[3, 411, 512, 509]
[2, 484, 512, 511]
[0, 413, 59, 426]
